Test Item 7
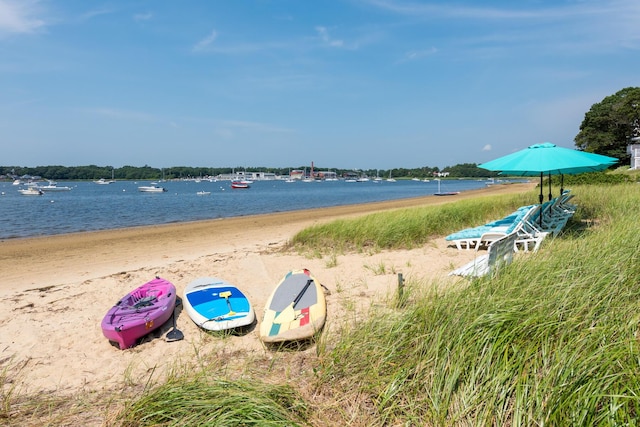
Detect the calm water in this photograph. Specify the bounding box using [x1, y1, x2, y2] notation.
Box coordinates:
[0, 179, 493, 239]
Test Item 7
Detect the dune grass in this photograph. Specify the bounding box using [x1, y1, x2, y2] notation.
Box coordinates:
[289, 191, 535, 253]
[6, 182, 640, 426]
[314, 183, 640, 425]
[117, 373, 309, 427]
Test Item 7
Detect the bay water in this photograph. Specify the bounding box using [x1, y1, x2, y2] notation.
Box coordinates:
[0, 178, 494, 240]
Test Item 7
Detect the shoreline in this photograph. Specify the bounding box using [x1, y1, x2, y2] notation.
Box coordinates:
[0, 183, 533, 293]
[1, 182, 534, 396]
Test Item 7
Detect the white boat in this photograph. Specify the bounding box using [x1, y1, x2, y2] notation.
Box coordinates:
[94, 178, 115, 185]
[39, 181, 72, 192]
[387, 171, 396, 182]
[230, 181, 250, 189]
[19, 187, 44, 196]
[433, 178, 459, 196]
[138, 185, 167, 193]
[196, 191, 211, 196]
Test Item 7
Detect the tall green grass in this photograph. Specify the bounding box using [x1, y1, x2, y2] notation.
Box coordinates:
[315, 183, 640, 425]
[290, 191, 535, 253]
[118, 373, 309, 426]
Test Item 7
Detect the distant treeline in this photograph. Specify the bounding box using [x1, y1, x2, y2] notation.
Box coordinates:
[0, 163, 497, 181]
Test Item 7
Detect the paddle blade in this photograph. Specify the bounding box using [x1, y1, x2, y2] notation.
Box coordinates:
[165, 328, 184, 342]
[272, 303, 296, 324]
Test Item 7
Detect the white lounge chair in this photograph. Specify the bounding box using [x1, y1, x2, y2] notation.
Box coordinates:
[449, 231, 518, 278]
[531, 195, 575, 236]
[445, 205, 536, 250]
[446, 205, 546, 252]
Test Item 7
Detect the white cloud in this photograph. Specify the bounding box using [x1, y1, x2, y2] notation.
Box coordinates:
[401, 47, 438, 62]
[192, 30, 218, 52]
[79, 8, 113, 21]
[364, 0, 640, 52]
[482, 144, 492, 151]
[0, 0, 45, 35]
[316, 26, 344, 48]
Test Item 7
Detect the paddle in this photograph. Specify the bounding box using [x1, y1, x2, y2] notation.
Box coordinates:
[219, 290, 236, 316]
[273, 279, 313, 324]
[165, 299, 184, 342]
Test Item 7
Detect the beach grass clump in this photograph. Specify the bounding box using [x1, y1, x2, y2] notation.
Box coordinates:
[290, 192, 534, 252]
[313, 183, 640, 425]
[117, 373, 309, 426]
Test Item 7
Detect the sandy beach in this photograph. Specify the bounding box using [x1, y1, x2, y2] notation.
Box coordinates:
[0, 182, 533, 396]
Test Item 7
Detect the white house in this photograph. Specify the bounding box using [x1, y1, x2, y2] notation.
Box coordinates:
[628, 138, 640, 169]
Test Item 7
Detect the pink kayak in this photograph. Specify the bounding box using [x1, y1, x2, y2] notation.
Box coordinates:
[101, 277, 177, 349]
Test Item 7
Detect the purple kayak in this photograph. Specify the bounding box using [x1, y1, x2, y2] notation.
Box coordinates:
[101, 277, 176, 349]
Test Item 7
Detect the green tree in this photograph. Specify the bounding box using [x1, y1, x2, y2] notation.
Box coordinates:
[575, 87, 640, 164]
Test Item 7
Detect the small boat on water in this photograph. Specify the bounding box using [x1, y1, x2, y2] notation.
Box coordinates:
[94, 178, 115, 185]
[101, 277, 177, 349]
[18, 187, 44, 196]
[138, 185, 167, 193]
[231, 181, 249, 189]
[196, 191, 211, 196]
[38, 181, 72, 192]
[433, 178, 460, 196]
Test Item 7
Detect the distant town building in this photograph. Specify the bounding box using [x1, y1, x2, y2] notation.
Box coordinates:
[290, 170, 305, 180]
[217, 171, 278, 180]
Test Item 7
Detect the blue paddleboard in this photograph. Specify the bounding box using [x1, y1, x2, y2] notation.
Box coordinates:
[183, 277, 255, 331]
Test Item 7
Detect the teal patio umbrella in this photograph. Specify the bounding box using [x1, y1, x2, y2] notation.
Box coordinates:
[478, 142, 618, 224]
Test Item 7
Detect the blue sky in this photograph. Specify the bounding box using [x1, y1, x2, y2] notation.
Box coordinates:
[1, 0, 638, 169]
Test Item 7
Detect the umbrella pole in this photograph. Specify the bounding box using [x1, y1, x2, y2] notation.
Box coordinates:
[548, 172, 552, 201]
[539, 173, 544, 227]
[561, 174, 564, 195]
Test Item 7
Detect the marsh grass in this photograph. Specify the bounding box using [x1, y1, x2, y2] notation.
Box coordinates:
[7, 183, 640, 426]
